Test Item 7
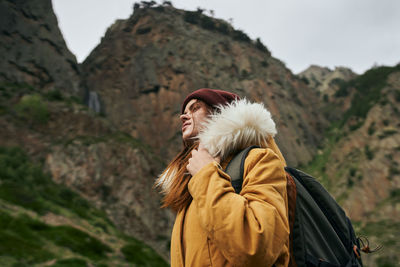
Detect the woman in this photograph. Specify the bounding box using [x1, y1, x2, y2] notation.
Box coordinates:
[156, 88, 290, 267]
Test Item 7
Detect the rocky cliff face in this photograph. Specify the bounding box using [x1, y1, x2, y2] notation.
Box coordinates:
[0, 83, 173, 259]
[299, 65, 358, 122]
[46, 138, 173, 258]
[0, 0, 81, 96]
[0, 1, 172, 261]
[81, 5, 327, 167]
[299, 65, 357, 98]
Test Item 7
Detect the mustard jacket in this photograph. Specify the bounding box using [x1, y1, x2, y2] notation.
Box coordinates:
[164, 99, 290, 266]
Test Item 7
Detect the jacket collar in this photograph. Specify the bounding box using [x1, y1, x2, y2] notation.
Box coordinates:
[198, 99, 277, 161]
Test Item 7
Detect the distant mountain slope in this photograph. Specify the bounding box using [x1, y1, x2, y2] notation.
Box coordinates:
[299, 65, 357, 99]
[304, 64, 400, 266]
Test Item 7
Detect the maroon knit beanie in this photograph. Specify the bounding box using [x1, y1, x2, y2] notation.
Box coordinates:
[181, 88, 240, 114]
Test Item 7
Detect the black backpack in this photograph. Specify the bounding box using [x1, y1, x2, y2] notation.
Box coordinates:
[225, 146, 365, 267]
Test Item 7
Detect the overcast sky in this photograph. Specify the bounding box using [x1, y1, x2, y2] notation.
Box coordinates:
[52, 0, 400, 74]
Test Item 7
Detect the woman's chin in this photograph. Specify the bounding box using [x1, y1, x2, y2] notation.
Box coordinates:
[182, 129, 193, 141]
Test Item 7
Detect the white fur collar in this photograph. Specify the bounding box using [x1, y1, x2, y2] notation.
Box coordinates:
[155, 99, 277, 192]
[199, 98, 277, 160]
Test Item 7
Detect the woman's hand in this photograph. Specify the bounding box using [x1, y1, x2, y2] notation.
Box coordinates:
[187, 143, 220, 176]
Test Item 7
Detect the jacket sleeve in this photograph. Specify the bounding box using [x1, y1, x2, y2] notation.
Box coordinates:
[188, 148, 289, 266]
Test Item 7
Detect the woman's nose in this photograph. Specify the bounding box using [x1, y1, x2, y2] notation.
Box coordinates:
[180, 113, 189, 123]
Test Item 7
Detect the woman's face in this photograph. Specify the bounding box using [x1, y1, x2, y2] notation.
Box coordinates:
[180, 99, 210, 142]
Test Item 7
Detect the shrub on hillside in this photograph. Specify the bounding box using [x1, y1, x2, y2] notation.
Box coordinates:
[255, 38, 270, 54]
[232, 29, 251, 43]
[121, 240, 169, 266]
[364, 145, 374, 160]
[394, 90, 400, 102]
[215, 21, 229, 35]
[368, 122, 376, 135]
[136, 26, 152, 34]
[200, 15, 216, 30]
[52, 258, 88, 267]
[15, 94, 49, 124]
[44, 89, 64, 101]
[183, 10, 202, 24]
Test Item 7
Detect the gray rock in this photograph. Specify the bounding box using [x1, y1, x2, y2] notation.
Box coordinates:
[0, 0, 81, 96]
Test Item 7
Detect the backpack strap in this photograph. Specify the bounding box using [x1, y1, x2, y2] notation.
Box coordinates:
[224, 146, 259, 193]
[286, 173, 298, 267]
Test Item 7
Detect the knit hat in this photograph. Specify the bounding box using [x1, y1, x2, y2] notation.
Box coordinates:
[181, 88, 240, 113]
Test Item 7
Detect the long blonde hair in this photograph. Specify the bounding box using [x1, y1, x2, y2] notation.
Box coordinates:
[156, 142, 199, 213]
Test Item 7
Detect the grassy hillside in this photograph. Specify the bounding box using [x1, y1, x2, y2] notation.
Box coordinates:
[304, 64, 400, 182]
[0, 146, 168, 266]
[336, 64, 400, 129]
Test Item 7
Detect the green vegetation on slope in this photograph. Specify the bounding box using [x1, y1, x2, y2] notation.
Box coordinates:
[14, 94, 49, 124]
[181, 7, 269, 54]
[0, 146, 169, 266]
[354, 219, 400, 267]
[335, 64, 400, 130]
[304, 64, 400, 188]
[0, 211, 111, 264]
[120, 237, 170, 267]
[300, 127, 342, 190]
[0, 146, 110, 222]
[0, 82, 82, 105]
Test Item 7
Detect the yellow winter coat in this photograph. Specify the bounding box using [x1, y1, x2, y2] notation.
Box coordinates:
[171, 146, 289, 267]
[167, 99, 290, 266]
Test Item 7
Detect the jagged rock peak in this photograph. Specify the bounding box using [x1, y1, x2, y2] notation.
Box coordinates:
[0, 0, 81, 96]
[299, 64, 356, 94]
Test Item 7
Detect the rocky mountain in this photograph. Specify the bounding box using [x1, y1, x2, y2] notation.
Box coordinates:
[81, 4, 327, 167]
[298, 65, 358, 122]
[0, 1, 171, 265]
[0, 0, 81, 96]
[299, 65, 357, 99]
[303, 65, 400, 266]
[0, 1, 399, 266]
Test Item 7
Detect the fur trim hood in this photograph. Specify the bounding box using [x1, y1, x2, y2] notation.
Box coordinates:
[199, 98, 277, 161]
